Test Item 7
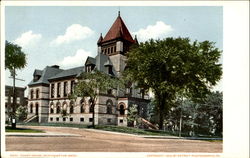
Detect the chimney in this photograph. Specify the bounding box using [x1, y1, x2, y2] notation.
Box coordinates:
[51, 65, 60, 69]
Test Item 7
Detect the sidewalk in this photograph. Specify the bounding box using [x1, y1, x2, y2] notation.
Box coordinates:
[6, 132, 81, 137]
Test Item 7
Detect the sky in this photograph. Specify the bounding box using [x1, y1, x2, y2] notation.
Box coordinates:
[4, 6, 223, 94]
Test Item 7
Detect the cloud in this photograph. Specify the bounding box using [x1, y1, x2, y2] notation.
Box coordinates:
[132, 21, 173, 42]
[58, 49, 93, 68]
[14, 31, 42, 48]
[51, 24, 94, 45]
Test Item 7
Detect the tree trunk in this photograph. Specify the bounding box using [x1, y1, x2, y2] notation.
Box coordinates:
[92, 103, 95, 128]
[158, 92, 167, 130]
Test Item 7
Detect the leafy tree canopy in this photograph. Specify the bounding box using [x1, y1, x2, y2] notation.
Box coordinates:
[70, 70, 124, 127]
[125, 37, 222, 129]
[5, 41, 27, 72]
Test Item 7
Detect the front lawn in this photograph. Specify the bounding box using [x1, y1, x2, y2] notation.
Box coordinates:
[5, 126, 45, 133]
[16, 122, 222, 139]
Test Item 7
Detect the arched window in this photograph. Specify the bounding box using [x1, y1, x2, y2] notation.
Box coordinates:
[89, 99, 94, 113]
[63, 102, 67, 110]
[106, 99, 113, 114]
[50, 103, 54, 114]
[119, 104, 125, 115]
[80, 105, 84, 113]
[80, 99, 84, 113]
[56, 102, 61, 114]
[30, 103, 33, 113]
[70, 101, 74, 114]
[70, 105, 74, 114]
[89, 104, 94, 113]
[30, 89, 34, 99]
[35, 103, 39, 115]
[36, 89, 39, 98]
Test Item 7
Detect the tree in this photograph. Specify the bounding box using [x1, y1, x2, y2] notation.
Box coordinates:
[70, 70, 123, 128]
[195, 91, 223, 136]
[167, 91, 222, 136]
[16, 106, 28, 122]
[127, 104, 140, 127]
[125, 37, 222, 129]
[5, 41, 27, 128]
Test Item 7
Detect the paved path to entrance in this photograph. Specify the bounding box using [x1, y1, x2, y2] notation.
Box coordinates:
[6, 125, 222, 152]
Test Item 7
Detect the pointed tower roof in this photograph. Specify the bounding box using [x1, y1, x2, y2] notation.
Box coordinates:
[102, 12, 135, 43]
[97, 33, 103, 45]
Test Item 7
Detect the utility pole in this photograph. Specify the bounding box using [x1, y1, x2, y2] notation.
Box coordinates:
[179, 109, 182, 137]
[9, 69, 25, 129]
[179, 97, 184, 137]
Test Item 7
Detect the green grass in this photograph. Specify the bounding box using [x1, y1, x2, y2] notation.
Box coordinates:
[17, 122, 173, 136]
[17, 122, 222, 139]
[5, 126, 45, 133]
[206, 139, 223, 142]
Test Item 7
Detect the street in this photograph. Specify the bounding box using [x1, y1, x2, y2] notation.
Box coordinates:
[6, 126, 222, 152]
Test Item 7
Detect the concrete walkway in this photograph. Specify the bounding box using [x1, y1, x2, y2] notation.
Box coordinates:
[6, 131, 81, 137]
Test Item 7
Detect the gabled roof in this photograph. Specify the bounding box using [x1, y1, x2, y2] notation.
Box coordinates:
[28, 66, 63, 86]
[102, 12, 135, 43]
[85, 57, 96, 65]
[33, 69, 42, 76]
[48, 66, 84, 80]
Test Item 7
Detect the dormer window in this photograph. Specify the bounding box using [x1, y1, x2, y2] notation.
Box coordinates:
[86, 65, 95, 72]
[33, 75, 41, 82]
[86, 65, 91, 72]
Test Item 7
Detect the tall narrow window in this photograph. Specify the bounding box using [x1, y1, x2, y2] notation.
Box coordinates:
[51, 84, 55, 98]
[70, 80, 74, 94]
[70, 101, 74, 114]
[106, 100, 113, 114]
[56, 103, 61, 114]
[89, 104, 94, 113]
[36, 89, 39, 98]
[35, 103, 39, 115]
[70, 105, 74, 114]
[50, 103, 54, 114]
[50, 106, 54, 114]
[119, 105, 125, 115]
[30, 90, 34, 99]
[64, 82, 68, 97]
[30, 104, 33, 113]
[57, 83, 61, 98]
[80, 99, 84, 113]
[80, 105, 84, 113]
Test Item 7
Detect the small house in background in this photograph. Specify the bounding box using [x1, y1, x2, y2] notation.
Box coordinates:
[5, 85, 28, 123]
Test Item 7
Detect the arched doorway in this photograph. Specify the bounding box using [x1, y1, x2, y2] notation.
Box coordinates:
[119, 104, 125, 115]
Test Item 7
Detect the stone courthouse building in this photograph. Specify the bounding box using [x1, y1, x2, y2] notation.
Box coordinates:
[26, 12, 150, 126]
